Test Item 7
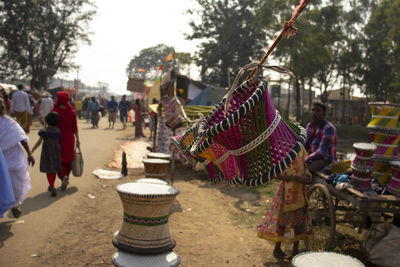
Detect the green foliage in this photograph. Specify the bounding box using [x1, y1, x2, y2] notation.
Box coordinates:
[0, 0, 96, 90]
[186, 0, 266, 87]
[126, 44, 192, 79]
[362, 0, 400, 102]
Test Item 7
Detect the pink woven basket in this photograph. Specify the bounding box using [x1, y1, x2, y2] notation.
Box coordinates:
[194, 78, 306, 186]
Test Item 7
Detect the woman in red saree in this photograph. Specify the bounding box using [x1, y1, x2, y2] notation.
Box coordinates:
[52, 92, 80, 191]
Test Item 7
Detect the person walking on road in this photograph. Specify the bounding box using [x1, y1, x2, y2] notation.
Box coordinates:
[31, 112, 62, 197]
[52, 92, 80, 191]
[107, 95, 118, 129]
[87, 96, 100, 128]
[10, 84, 31, 133]
[0, 98, 35, 218]
[118, 95, 130, 129]
[133, 99, 145, 138]
[39, 92, 54, 125]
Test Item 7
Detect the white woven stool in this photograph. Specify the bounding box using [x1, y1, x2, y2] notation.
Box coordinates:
[292, 252, 365, 267]
[112, 250, 180, 267]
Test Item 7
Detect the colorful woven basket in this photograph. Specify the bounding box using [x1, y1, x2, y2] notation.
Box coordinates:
[367, 102, 400, 133]
[388, 161, 400, 195]
[162, 96, 188, 130]
[190, 136, 239, 183]
[372, 158, 392, 186]
[195, 78, 306, 186]
[370, 130, 400, 160]
[351, 142, 376, 171]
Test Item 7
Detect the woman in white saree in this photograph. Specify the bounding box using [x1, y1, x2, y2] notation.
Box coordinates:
[0, 98, 35, 218]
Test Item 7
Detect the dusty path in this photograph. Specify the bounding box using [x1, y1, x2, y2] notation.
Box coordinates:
[0, 117, 295, 267]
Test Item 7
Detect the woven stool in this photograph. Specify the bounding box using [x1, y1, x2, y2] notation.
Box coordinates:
[136, 178, 168, 185]
[112, 250, 180, 267]
[292, 252, 364, 267]
[112, 182, 179, 254]
[142, 159, 170, 181]
[147, 152, 171, 161]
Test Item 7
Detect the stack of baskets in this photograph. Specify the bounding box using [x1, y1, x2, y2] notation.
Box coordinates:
[349, 142, 376, 190]
[186, 77, 307, 186]
[368, 102, 400, 195]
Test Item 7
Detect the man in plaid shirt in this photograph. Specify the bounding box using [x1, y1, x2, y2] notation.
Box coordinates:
[305, 102, 337, 172]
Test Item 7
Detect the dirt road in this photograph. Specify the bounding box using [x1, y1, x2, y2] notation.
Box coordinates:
[0, 118, 298, 267]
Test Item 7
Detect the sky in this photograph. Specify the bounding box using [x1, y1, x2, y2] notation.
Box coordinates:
[62, 0, 200, 95]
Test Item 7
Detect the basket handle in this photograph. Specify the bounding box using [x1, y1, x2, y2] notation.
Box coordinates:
[224, 63, 294, 114]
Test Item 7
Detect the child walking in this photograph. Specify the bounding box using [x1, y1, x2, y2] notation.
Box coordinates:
[257, 147, 312, 259]
[31, 112, 62, 197]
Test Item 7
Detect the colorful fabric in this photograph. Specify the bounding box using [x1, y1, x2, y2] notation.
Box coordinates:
[305, 119, 337, 163]
[38, 127, 61, 173]
[0, 149, 15, 217]
[257, 148, 311, 243]
[55, 91, 73, 110]
[0, 115, 31, 207]
[52, 104, 78, 164]
[156, 115, 173, 155]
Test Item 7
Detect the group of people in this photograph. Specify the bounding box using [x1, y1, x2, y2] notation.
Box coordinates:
[0, 89, 79, 218]
[1, 84, 337, 260]
[84, 95, 151, 140]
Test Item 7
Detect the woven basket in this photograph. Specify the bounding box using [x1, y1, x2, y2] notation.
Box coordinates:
[162, 96, 187, 130]
[142, 159, 170, 180]
[292, 251, 364, 267]
[191, 136, 239, 183]
[195, 78, 306, 186]
[170, 124, 223, 182]
[112, 182, 179, 255]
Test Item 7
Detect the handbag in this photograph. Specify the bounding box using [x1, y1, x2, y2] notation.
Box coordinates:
[71, 145, 84, 177]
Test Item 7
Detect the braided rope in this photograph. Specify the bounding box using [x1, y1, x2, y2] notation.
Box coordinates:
[229, 112, 281, 156]
[213, 151, 231, 165]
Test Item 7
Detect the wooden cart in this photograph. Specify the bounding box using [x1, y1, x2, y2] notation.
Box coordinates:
[308, 171, 400, 251]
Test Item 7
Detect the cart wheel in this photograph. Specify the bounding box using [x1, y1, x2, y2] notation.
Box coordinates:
[308, 183, 335, 251]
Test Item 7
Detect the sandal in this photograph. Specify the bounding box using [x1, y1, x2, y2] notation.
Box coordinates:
[61, 177, 69, 191]
[11, 207, 22, 218]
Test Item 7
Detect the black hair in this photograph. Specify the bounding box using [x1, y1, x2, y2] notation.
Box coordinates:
[45, 112, 59, 127]
[313, 102, 326, 113]
[17, 84, 24, 90]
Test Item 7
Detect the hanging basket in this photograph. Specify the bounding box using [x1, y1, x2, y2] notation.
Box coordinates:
[190, 136, 239, 183]
[194, 78, 306, 186]
[162, 96, 187, 130]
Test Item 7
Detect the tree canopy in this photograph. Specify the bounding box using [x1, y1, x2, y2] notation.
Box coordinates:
[126, 44, 192, 79]
[0, 0, 96, 90]
[186, 0, 266, 87]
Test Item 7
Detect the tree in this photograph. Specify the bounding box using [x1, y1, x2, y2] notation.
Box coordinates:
[361, 0, 400, 102]
[0, 0, 96, 90]
[186, 0, 266, 87]
[125, 44, 192, 79]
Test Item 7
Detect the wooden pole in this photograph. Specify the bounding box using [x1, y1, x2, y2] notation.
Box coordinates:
[170, 128, 176, 185]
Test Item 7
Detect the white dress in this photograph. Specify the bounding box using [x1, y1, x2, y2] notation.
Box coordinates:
[0, 116, 31, 206]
